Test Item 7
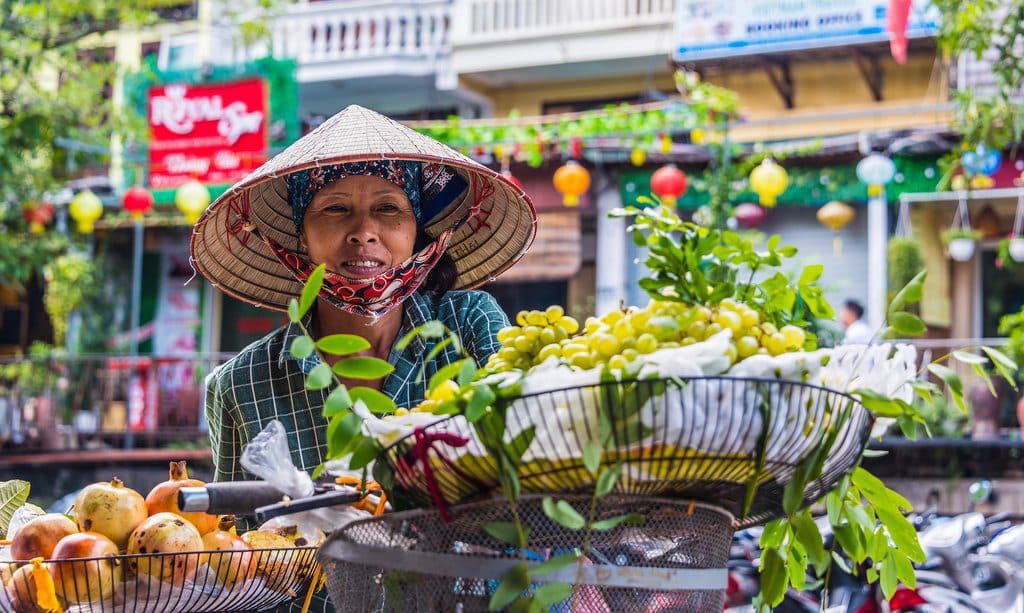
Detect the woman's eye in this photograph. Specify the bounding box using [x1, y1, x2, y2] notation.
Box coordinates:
[324, 204, 348, 213]
[377, 203, 400, 213]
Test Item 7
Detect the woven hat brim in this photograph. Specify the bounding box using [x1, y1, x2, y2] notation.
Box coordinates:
[190, 106, 537, 312]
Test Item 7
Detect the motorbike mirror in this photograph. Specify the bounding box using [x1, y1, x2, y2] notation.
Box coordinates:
[969, 480, 993, 505]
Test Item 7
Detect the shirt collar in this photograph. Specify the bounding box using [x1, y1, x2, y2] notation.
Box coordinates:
[278, 292, 437, 371]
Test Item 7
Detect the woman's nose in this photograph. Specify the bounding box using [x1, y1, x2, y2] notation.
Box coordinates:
[346, 214, 380, 244]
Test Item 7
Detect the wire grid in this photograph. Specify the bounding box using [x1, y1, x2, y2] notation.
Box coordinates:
[376, 377, 873, 527]
[1, 548, 318, 613]
[319, 495, 733, 613]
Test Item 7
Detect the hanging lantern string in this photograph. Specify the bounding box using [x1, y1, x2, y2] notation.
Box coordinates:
[894, 196, 913, 238]
[953, 193, 971, 231]
[1013, 194, 1024, 237]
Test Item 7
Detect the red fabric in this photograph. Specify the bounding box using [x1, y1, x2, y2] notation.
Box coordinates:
[888, 0, 913, 64]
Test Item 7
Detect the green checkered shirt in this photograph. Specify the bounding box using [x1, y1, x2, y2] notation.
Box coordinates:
[205, 290, 508, 483]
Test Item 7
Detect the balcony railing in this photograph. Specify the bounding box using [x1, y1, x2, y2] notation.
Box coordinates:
[0, 354, 232, 453]
[453, 0, 674, 43]
[224, 0, 452, 70]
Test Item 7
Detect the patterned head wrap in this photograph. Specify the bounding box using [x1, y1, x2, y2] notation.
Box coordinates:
[286, 160, 467, 231]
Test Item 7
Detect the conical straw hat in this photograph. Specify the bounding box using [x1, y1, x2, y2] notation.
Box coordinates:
[190, 105, 537, 312]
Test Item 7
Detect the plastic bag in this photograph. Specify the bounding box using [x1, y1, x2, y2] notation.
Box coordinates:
[239, 420, 373, 543]
[0, 503, 45, 561]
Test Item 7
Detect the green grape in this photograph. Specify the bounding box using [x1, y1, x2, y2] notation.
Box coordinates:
[522, 326, 540, 342]
[612, 318, 633, 341]
[747, 326, 762, 340]
[704, 322, 724, 338]
[498, 347, 521, 362]
[545, 305, 565, 323]
[584, 317, 602, 333]
[736, 335, 760, 358]
[594, 334, 621, 357]
[681, 337, 697, 346]
[622, 348, 640, 361]
[496, 326, 519, 345]
[686, 321, 707, 339]
[539, 327, 557, 346]
[629, 310, 650, 330]
[760, 322, 779, 337]
[537, 344, 562, 362]
[720, 298, 738, 310]
[766, 333, 787, 356]
[740, 308, 760, 328]
[607, 355, 628, 370]
[724, 344, 738, 364]
[513, 336, 535, 353]
[516, 311, 529, 326]
[558, 316, 580, 335]
[636, 333, 658, 353]
[713, 309, 743, 335]
[562, 343, 589, 358]
[602, 310, 625, 325]
[552, 325, 569, 342]
[526, 311, 548, 326]
[570, 353, 595, 369]
[694, 306, 712, 323]
[780, 325, 806, 349]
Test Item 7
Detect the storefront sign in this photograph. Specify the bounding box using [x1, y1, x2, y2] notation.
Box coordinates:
[673, 0, 939, 62]
[148, 78, 268, 188]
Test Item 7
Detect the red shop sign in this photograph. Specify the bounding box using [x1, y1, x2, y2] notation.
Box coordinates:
[148, 78, 268, 189]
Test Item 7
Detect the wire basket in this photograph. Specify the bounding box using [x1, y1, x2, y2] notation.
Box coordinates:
[375, 377, 873, 526]
[318, 495, 734, 612]
[1, 548, 319, 613]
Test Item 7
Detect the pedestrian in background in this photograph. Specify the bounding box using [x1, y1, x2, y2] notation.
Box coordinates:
[840, 299, 873, 344]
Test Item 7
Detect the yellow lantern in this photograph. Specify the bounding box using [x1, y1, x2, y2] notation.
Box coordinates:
[175, 180, 211, 224]
[553, 161, 590, 207]
[749, 158, 788, 207]
[816, 200, 856, 255]
[630, 148, 646, 167]
[69, 189, 103, 233]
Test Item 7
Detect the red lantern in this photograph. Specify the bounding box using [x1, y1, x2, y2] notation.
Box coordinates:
[650, 164, 688, 207]
[569, 137, 583, 160]
[22, 202, 54, 233]
[122, 186, 154, 220]
[501, 170, 522, 190]
[734, 203, 768, 229]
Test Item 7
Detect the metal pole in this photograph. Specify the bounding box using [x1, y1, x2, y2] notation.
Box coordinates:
[866, 188, 888, 331]
[126, 219, 144, 449]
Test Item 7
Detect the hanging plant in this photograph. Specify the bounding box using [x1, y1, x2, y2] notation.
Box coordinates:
[941, 227, 983, 262]
[887, 237, 925, 308]
[43, 253, 98, 347]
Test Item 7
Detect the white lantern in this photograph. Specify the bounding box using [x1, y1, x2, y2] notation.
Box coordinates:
[856, 153, 897, 191]
[1009, 238, 1024, 262]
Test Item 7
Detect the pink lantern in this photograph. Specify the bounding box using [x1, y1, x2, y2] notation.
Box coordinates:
[734, 203, 768, 229]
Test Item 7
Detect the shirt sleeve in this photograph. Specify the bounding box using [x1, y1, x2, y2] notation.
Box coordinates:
[461, 291, 510, 365]
[204, 369, 243, 482]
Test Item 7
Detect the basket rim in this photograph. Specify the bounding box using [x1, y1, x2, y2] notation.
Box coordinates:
[379, 374, 868, 458]
[12, 545, 318, 564]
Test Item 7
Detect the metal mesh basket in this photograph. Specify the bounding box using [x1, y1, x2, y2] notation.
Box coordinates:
[318, 495, 734, 612]
[375, 377, 872, 526]
[1, 548, 318, 612]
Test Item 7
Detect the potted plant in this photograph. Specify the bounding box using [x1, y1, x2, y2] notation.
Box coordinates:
[998, 307, 1024, 429]
[941, 227, 982, 262]
[998, 233, 1024, 267]
[888, 237, 925, 309]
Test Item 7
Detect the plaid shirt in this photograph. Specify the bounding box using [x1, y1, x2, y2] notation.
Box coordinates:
[205, 290, 508, 483]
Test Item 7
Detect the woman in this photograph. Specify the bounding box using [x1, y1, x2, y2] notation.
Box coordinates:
[191, 106, 535, 610]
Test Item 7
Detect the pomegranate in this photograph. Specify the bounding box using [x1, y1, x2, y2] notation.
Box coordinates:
[6, 563, 60, 613]
[10, 514, 77, 561]
[201, 516, 255, 590]
[126, 512, 202, 586]
[49, 532, 121, 605]
[145, 461, 218, 535]
[74, 477, 147, 550]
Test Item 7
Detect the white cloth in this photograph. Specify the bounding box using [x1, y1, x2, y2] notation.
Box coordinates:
[843, 319, 874, 345]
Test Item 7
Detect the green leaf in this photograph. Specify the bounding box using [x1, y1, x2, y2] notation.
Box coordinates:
[506, 425, 536, 461]
[290, 335, 315, 360]
[591, 512, 643, 531]
[909, 381, 935, 404]
[429, 359, 467, 392]
[311, 463, 326, 480]
[798, 264, 823, 286]
[323, 386, 353, 417]
[287, 298, 301, 324]
[927, 363, 965, 411]
[759, 547, 788, 606]
[466, 385, 496, 422]
[971, 362, 997, 396]
[952, 349, 987, 364]
[892, 550, 916, 588]
[879, 556, 898, 600]
[485, 521, 528, 547]
[888, 270, 926, 314]
[299, 263, 326, 318]
[981, 346, 1018, 390]
[333, 357, 395, 380]
[791, 510, 827, 574]
[582, 440, 601, 476]
[490, 562, 530, 611]
[316, 334, 371, 356]
[532, 583, 572, 607]
[396, 321, 447, 350]
[787, 540, 807, 591]
[348, 437, 379, 470]
[541, 497, 585, 531]
[350, 387, 398, 414]
[890, 312, 926, 337]
[326, 412, 361, 458]
[531, 553, 579, 577]
[760, 519, 788, 551]
[855, 389, 904, 417]
[595, 463, 622, 496]
[306, 363, 334, 390]
[0, 480, 30, 537]
[458, 358, 478, 386]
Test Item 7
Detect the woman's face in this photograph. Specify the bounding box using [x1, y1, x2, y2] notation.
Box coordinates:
[301, 174, 417, 280]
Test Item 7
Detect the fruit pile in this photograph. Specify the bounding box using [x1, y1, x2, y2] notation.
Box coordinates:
[485, 299, 809, 375]
[3, 462, 313, 612]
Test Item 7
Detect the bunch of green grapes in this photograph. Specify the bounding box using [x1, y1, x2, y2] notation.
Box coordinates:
[485, 306, 580, 372]
[484, 299, 809, 375]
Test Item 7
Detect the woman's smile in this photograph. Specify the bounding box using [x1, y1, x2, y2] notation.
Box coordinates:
[338, 256, 388, 279]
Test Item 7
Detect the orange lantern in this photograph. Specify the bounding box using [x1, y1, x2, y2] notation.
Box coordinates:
[553, 161, 590, 207]
[650, 165, 688, 207]
[749, 158, 788, 207]
[22, 202, 54, 233]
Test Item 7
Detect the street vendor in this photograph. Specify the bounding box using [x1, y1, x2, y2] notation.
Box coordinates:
[190, 105, 536, 610]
